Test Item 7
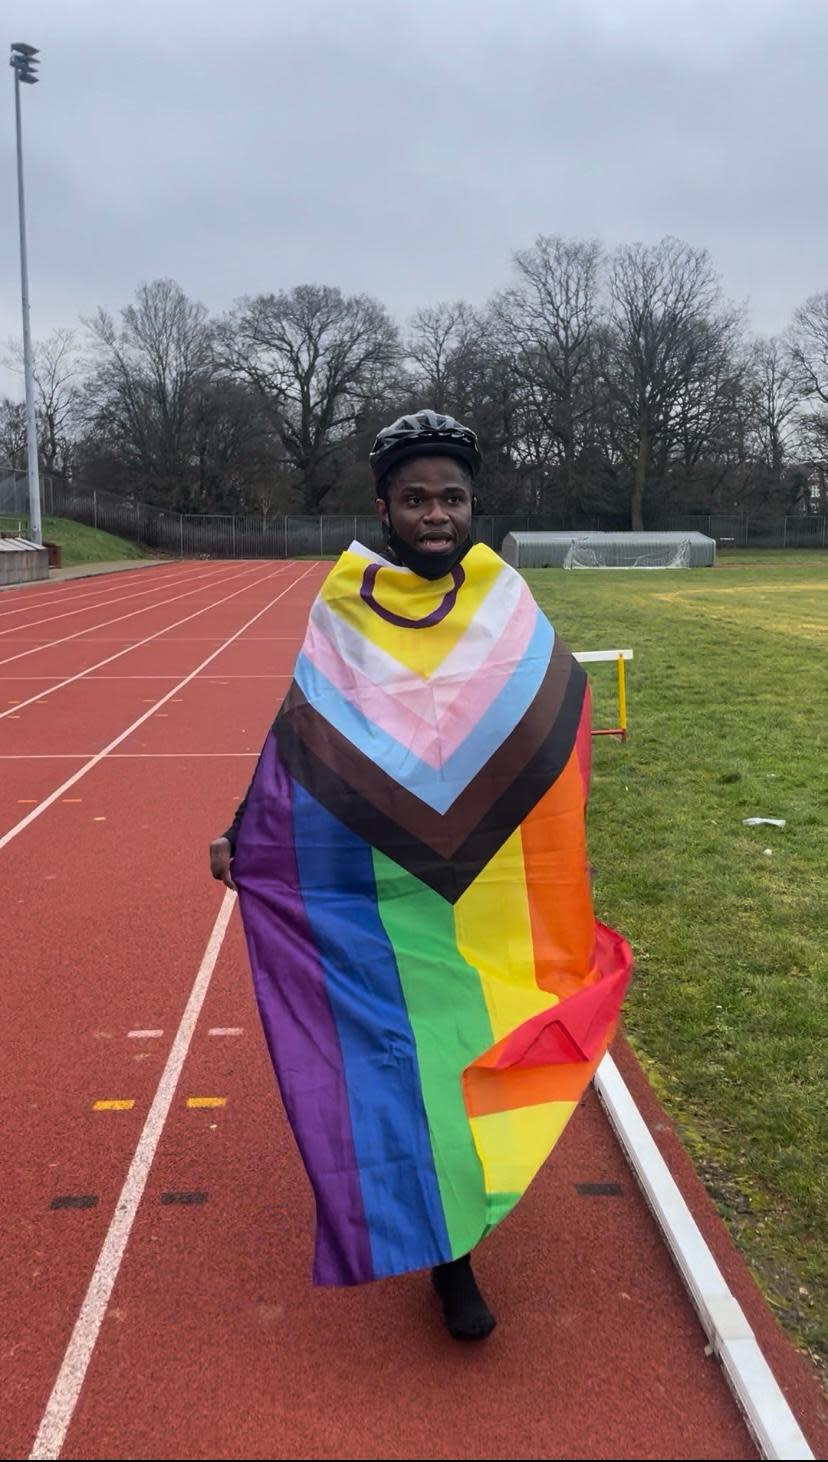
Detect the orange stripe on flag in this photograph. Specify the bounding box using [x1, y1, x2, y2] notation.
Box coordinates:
[520, 749, 598, 1001]
[464, 1053, 602, 1119]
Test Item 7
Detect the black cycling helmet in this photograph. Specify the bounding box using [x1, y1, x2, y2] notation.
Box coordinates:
[369, 409, 482, 490]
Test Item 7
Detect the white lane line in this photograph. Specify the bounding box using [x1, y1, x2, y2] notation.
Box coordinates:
[0, 563, 223, 630]
[208, 1027, 243, 1037]
[0, 752, 258, 759]
[595, 1055, 814, 1461]
[4, 635, 308, 644]
[0, 675, 186, 680]
[0, 563, 188, 622]
[27, 890, 237, 1462]
[0, 566, 288, 722]
[0, 560, 184, 605]
[0, 565, 317, 853]
[0, 673, 294, 681]
[127, 1030, 164, 1039]
[0, 563, 252, 669]
[0, 563, 262, 670]
[0, 563, 224, 637]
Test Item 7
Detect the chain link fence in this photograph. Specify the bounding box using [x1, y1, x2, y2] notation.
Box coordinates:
[1, 469, 826, 557]
[1, 467, 58, 517]
[653, 510, 828, 547]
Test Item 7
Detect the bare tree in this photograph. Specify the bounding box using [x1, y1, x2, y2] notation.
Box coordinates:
[190, 379, 282, 514]
[491, 236, 602, 520]
[406, 301, 485, 414]
[788, 292, 828, 401]
[33, 329, 81, 474]
[82, 280, 215, 507]
[220, 284, 399, 513]
[404, 299, 523, 506]
[787, 293, 828, 460]
[749, 336, 801, 474]
[664, 309, 748, 518]
[4, 329, 81, 474]
[607, 237, 727, 528]
[0, 398, 28, 470]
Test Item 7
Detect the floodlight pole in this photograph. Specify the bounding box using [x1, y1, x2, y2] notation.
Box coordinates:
[12, 51, 42, 544]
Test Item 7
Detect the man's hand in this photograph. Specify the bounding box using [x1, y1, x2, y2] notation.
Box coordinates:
[209, 836, 237, 892]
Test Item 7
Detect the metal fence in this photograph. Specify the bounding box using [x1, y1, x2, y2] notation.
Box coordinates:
[1, 468, 826, 557]
[652, 511, 828, 548]
[1, 468, 57, 516]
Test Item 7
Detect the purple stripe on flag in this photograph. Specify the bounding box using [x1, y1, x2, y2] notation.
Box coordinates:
[359, 561, 464, 629]
[233, 731, 374, 1285]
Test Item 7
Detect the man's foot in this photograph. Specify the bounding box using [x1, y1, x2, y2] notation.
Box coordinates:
[431, 1253, 496, 1340]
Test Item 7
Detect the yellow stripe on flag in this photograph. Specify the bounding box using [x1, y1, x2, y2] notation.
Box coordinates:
[322, 546, 506, 678]
[455, 829, 556, 1041]
[470, 1100, 576, 1200]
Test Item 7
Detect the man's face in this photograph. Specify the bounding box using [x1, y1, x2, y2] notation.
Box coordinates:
[375, 456, 473, 554]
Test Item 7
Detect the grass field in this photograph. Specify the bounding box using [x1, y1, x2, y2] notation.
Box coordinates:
[528, 551, 828, 1374]
[0, 515, 151, 567]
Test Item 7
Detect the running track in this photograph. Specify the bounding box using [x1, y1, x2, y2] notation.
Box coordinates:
[1, 561, 825, 1461]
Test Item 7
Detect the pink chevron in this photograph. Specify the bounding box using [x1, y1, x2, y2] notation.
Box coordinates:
[303, 588, 538, 770]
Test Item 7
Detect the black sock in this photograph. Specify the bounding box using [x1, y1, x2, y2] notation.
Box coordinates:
[431, 1253, 496, 1340]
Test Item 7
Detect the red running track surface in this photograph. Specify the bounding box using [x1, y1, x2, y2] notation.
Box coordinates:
[1, 561, 825, 1461]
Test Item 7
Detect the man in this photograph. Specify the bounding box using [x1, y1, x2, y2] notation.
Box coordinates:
[211, 410, 631, 1342]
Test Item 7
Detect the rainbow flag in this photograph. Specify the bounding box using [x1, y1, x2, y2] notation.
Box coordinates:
[234, 542, 632, 1285]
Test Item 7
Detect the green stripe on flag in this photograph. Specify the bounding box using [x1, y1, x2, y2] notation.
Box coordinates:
[483, 1191, 522, 1234]
[372, 851, 493, 1255]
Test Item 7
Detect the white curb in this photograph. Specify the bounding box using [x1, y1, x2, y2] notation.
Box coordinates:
[595, 1053, 814, 1461]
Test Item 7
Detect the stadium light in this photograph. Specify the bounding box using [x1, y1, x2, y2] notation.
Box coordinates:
[9, 42, 43, 544]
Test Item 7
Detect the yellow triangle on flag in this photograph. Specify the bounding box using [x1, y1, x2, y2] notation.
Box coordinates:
[321, 545, 506, 679]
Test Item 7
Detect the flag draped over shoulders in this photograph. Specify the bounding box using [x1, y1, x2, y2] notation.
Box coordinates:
[233, 542, 632, 1285]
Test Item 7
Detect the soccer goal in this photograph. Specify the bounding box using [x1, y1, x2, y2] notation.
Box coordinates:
[502, 531, 715, 569]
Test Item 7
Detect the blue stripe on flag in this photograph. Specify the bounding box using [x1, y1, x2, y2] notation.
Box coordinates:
[292, 781, 452, 1276]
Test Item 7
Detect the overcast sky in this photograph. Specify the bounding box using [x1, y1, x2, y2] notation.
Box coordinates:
[2, 0, 827, 397]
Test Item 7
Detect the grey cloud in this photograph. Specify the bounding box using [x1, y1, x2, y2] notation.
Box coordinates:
[2, 0, 827, 398]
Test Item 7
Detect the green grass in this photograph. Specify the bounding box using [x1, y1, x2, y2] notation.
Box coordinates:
[527, 551, 828, 1373]
[0, 515, 151, 567]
